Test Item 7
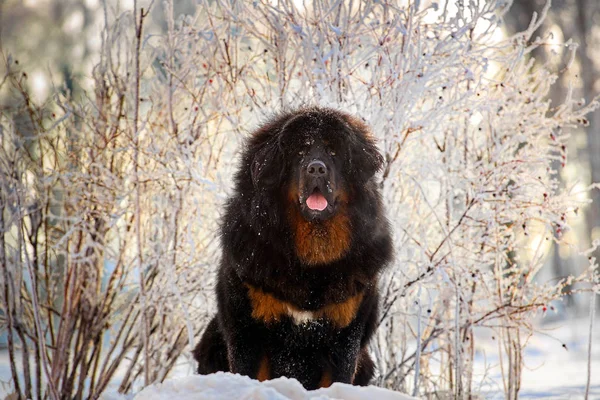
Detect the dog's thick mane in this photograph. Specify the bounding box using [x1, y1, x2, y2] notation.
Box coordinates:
[224, 108, 387, 269]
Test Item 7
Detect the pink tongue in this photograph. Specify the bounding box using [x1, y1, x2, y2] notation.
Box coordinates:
[306, 193, 328, 211]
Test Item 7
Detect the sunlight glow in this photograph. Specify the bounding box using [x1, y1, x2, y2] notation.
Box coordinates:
[31, 70, 49, 103]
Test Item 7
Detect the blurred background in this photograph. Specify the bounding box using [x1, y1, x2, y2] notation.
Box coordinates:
[2, 0, 597, 309]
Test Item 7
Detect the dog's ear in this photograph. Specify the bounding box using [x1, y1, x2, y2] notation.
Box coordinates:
[250, 136, 284, 188]
[355, 133, 384, 181]
[248, 112, 295, 189]
[345, 117, 384, 182]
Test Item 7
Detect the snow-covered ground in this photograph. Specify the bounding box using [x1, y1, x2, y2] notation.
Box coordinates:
[471, 316, 600, 399]
[516, 317, 600, 399]
[100, 373, 416, 400]
[1, 317, 598, 398]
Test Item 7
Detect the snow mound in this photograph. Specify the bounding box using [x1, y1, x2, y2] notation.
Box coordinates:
[123, 372, 416, 400]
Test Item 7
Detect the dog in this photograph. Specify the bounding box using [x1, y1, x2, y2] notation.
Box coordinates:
[193, 107, 392, 389]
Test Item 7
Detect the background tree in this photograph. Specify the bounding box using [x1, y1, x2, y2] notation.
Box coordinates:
[507, 0, 600, 314]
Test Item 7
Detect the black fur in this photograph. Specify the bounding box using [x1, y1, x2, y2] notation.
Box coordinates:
[193, 107, 392, 389]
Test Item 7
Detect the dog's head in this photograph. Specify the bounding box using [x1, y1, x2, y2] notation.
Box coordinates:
[248, 108, 383, 223]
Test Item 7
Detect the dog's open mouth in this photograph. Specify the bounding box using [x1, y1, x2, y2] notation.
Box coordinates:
[306, 188, 328, 211]
[299, 184, 337, 221]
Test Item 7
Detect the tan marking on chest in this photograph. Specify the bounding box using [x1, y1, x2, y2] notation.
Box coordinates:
[320, 292, 365, 328]
[287, 189, 352, 265]
[245, 284, 288, 323]
[245, 284, 363, 328]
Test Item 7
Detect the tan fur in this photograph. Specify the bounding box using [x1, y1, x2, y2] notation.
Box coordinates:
[341, 114, 373, 138]
[319, 369, 333, 388]
[246, 284, 363, 328]
[246, 284, 288, 323]
[256, 355, 270, 382]
[320, 292, 365, 328]
[287, 187, 351, 265]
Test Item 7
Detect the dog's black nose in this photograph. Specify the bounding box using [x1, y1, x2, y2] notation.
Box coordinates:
[307, 160, 327, 177]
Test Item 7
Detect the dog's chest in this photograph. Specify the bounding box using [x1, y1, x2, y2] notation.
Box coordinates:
[245, 283, 363, 328]
[285, 307, 317, 325]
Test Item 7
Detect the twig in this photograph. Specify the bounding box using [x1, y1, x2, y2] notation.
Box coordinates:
[133, 1, 151, 387]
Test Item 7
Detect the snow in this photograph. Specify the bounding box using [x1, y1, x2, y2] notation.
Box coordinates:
[518, 317, 600, 399]
[470, 316, 600, 399]
[101, 373, 417, 400]
[2, 316, 598, 399]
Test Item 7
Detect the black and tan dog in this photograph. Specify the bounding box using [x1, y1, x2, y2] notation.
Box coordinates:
[193, 107, 392, 389]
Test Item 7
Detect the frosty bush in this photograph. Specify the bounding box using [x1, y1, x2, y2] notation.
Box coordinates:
[1, 0, 599, 399]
